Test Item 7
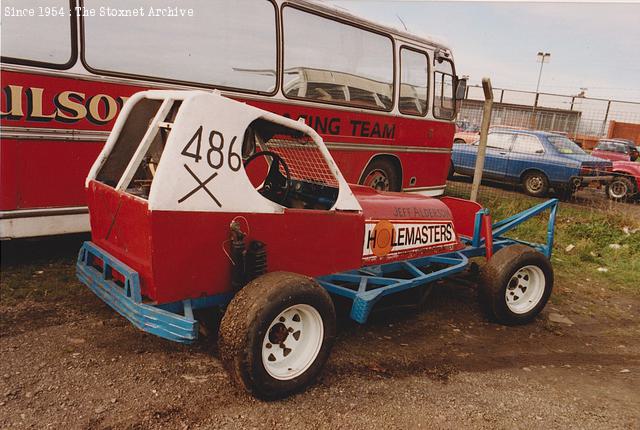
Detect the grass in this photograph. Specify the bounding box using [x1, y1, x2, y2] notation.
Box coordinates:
[480, 194, 640, 293]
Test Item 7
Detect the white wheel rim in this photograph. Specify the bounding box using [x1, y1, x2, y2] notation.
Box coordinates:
[527, 176, 543, 192]
[261, 304, 324, 381]
[609, 180, 628, 199]
[505, 265, 546, 314]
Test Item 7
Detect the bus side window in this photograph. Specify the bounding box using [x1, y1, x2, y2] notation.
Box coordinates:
[433, 58, 455, 120]
[399, 48, 429, 116]
[283, 6, 394, 111]
[1, 0, 75, 68]
[83, 0, 277, 94]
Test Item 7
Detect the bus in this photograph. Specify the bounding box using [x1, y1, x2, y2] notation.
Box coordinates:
[0, 0, 465, 239]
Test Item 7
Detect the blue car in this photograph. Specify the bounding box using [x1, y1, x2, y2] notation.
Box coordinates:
[450, 130, 613, 197]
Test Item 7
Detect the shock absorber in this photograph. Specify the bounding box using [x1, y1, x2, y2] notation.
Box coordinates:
[245, 241, 267, 283]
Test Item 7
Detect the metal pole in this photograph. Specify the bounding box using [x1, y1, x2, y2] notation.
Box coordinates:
[470, 78, 493, 203]
[535, 60, 545, 94]
[601, 100, 612, 137]
[532, 52, 550, 129]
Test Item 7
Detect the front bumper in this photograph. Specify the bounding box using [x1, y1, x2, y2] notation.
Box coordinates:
[76, 242, 231, 344]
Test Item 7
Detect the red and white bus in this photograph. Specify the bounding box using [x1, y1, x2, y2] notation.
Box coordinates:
[0, 0, 463, 239]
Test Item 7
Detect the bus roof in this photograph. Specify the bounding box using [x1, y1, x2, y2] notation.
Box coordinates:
[293, 0, 453, 54]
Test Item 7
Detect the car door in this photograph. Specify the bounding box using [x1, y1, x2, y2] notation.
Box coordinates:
[482, 132, 514, 179]
[507, 134, 547, 180]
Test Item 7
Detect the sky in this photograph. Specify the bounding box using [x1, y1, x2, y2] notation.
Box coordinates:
[330, 1, 640, 103]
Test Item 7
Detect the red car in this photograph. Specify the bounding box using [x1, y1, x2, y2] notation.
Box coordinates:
[606, 161, 640, 201]
[592, 139, 639, 162]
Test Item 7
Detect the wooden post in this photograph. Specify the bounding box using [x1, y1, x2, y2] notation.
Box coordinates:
[470, 78, 493, 203]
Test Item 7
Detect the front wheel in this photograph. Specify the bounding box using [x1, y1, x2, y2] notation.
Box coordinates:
[606, 176, 635, 201]
[522, 171, 549, 197]
[479, 244, 553, 325]
[218, 272, 336, 400]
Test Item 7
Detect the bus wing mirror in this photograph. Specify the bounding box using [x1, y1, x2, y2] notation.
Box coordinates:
[455, 77, 467, 101]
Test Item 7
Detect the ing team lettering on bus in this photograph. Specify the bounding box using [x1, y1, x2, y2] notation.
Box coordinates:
[0, 0, 465, 239]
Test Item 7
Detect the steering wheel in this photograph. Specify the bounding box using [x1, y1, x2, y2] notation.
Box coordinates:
[244, 150, 292, 205]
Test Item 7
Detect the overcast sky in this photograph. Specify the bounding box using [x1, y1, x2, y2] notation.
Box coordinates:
[330, 1, 640, 103]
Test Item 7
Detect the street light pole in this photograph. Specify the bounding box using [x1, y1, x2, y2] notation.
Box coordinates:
[531, 51, 550, 129]
[535, 51, 551, 94]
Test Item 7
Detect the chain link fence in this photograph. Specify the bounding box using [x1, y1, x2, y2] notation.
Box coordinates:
[446, 85, 640, 207]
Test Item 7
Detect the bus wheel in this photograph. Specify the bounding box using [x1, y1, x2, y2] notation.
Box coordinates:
[218, 272, 336, 400]
[361, 158, 400, 191]
[479, 244, 553, 325]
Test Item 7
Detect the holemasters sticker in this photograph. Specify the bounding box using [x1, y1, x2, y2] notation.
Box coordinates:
[363, 220, 457, 258]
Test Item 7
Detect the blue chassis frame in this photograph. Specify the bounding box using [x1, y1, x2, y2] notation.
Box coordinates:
[76, 199, 558, 344]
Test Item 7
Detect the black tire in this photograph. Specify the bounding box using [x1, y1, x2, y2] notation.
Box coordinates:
[360, 158, 401, 192]
[522, 171, 549, 197]
[555, 186, 574, 201]
[218, 272, 336, 400]
[605, 176, 636, 201]
[479, 244, 553, 325]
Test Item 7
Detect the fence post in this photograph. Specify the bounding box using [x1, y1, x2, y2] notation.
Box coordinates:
[470, 78, 493, 203]
[601, 100, 612, 137]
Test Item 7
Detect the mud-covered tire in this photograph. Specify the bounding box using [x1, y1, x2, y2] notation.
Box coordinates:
[605, 176, 636, 201]
[360, 158, 401, 192]
[479, 244, 553, 325]
[522, 171, 549, 197]
[218, 272, 336, 400]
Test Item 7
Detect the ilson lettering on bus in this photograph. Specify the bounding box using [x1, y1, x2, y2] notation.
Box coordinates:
[1, 85, 128, 125]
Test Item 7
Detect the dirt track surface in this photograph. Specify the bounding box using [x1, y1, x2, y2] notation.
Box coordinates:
[1, 239, 639, 429]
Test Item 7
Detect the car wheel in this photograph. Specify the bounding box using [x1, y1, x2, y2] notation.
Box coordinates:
[361, 158, 401, 192]
[606, 176, 635, 201]
[479, 244, 554, 325]
[522, 171, 549, 197]
[555, 186, 574, 201]
[218, 272, 336, 400]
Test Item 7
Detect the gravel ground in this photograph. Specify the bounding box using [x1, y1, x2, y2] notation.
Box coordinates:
[1, 238, 639, 429]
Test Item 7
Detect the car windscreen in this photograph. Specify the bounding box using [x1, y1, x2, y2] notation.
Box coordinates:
[598, 141, 628, 153]
[547, 136, 586, 155]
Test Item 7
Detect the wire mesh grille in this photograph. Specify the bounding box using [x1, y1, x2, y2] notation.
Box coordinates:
[447, 86, 639, 207]
[261, 134, 339, 188]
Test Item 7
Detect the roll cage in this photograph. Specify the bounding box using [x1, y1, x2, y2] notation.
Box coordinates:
[87, 90, 362, 214]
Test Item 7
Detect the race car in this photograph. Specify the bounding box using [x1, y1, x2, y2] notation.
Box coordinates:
[77, 90, 558, 399]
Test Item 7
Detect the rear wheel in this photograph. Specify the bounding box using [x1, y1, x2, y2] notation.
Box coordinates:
[522, 171, 549, 197]
[218, 272, 336, 400]
[361, 158, 401, 192]
[479, 244, 553, 325]
[606, 176, 635, 201]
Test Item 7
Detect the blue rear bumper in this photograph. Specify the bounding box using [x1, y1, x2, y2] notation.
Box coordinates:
[76, 242, 230, 344]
